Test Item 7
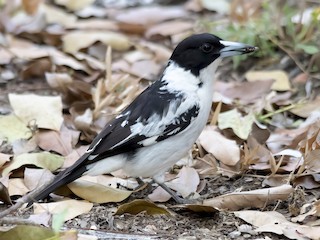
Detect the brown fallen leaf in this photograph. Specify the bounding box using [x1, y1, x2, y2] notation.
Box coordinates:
[54, 0, 94, 11]
[145, 20, 193, 39]
[292, 199, 320, 224]
[290, 96, 320, 118]
[8, 178, 30, 196]
[0, 177, 11, 204]
[198, 126, 240, 166]
[68, 177, 132, 203]
[42, 4, 77, 27]
[0, 153, 11, 168]
[139, 40, 172, 62]
[62, 31, 131, 54]
[34, 199, 93, 221]
[166, 167, 200, 198]
[235, 210, 320, 240]
[27, 212, 51, 227]
[203, 184, 293, 210]
[0, 47, 14, 64]
[201, 0, 230, 14]
[182, 204, 218, 214]
[115, 199, 171, 215]
[115, 6, 187, 34]
[9, 93, 63, 131]
[35, 125, 80, 156]
[148, 186, 171, 203]
[149, 167, 200, 202]
[219, 80, 274, 104]
[24, 168, 55, 191]
[63, 145, 89, 168]
[245, 70, 291, 91]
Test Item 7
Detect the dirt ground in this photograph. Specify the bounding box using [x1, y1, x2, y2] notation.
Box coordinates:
[1, 174, 298, 239]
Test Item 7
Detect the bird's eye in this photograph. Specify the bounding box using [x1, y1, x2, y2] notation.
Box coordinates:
[200, 43, 214, 53]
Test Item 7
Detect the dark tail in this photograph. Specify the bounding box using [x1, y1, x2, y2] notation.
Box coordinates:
[27, 154, 89, 206]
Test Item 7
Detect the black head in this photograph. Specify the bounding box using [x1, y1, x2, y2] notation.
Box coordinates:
[170, 33, 257, 76]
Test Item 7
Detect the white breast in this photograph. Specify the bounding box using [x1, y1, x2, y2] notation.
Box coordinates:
[123, 60, 221, 178]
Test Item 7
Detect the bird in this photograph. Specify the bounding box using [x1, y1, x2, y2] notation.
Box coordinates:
[28, 33, 257, 205]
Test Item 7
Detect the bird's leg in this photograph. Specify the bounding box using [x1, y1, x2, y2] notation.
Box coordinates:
[153, 179, 198, 204]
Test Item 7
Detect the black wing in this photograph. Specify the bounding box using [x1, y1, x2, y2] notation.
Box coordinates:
[87, 80, 199, 161]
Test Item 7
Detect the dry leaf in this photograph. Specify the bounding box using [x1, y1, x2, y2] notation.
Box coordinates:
[290, 96, 320, 118]
[28, 212, 51, 227]
[24, 168, 55, 191]
[8, 178, 29, 196]
[145, 21, 193, 39]
[149, 167, 200, 202]
[148, 186, 171, 203]
[0, 114, 32, 143]
[166, 167, 200, 198]
[203, 185, 293, 210]
[245, 70, 291, 91]
[198, 126, 240, 166]
[54, 0, 94, 11]
[201, 0, 230, 14]
[219, 80, 274, 104]
[2, 152, 64, 176]
[63, 145, 88, 168]
[35, 126, 80, 156]
[0, 179, 12, 204]
[182, 204, 218, 214]
[0, 153, 11, 168]
[115, 6, 187, 29]
[139, 40, 171, 62]
[62, 31, 131, 54]
[42, 4, 77, 27]
[115, 199, 170, 215]
[9, 93, 63, 131]
[68, 178, 132, 203]
[218, 109, 255, 140]
[235, 210, 320, 240]
[34, 199, 93, 221]
[12, 138, 38, 155]
[292, 200, 320, 223]
[0, 48, 14, 64]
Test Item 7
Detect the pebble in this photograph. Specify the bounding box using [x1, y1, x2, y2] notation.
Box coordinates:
[228, 230, 241, 238]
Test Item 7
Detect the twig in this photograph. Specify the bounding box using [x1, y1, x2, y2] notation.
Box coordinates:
[0, 180, 51, 219]
[0, 217, 39, 226]
[268, 36, 320, 80]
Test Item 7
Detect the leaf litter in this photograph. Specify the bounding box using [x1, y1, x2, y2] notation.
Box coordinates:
[0, 0, 320, 239]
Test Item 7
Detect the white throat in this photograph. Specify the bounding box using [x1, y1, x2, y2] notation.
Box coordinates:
[161, 59, 221, 93]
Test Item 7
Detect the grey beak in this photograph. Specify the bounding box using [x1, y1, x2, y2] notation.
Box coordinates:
[219, 40, 258, 57]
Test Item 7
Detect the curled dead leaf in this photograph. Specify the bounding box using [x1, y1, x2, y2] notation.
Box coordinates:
[198, 126, 240, 166]
[2, 152, 64, 176]
[9, 93, 63, 131]
[115, 199, 171, 215]
[235, 210, 320, 240]
[34, 199, 93, 221]
[62, 31, 131, 54]
[68, 178, 132, 203]
[203, 184, 293, 211]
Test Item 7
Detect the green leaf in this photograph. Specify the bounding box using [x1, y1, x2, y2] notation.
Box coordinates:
[2, 152, 64, 176]
[0, 114, 32, 143]
[0, 225, 55, 240]
[296, 43, 319, 55]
